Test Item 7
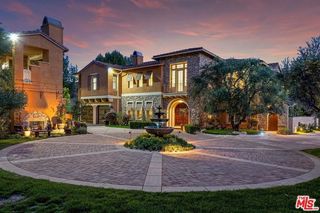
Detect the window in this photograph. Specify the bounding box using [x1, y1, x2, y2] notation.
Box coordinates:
[171, 70, 176, 87]
[145, 71, 153, 87]
[127, 74, 133, 88]
[170, 62, 187, 90]
[135, 101, 143, 120]
[92, 76, 97, 90]
[136, 73, 143, 88]
[127, 101, 134, 119]
[178, 70, 183, 92]
[145, 101, 153, 120]
[112, 74, 117, 90]
[23, 69, 31, 83]
[148, 72, 153, 86]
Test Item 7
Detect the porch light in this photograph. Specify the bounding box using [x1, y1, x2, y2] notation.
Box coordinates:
[9, 33, 19, 43]
[108, 67, 113, 72]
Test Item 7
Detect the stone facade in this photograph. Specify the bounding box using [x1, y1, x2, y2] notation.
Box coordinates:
[121, 94, 162, 119]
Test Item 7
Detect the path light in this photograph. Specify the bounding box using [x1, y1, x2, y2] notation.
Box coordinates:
[9, 33, 19, 43]
[129, 131, 132, 139]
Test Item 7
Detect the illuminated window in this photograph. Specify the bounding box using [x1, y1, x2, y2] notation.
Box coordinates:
[127, 101, 134, 119]
[127, 74, 133, 88]
[135, 101, 143, 120]
[170, 62, 187, 90]
[136, 73, 143, 87]
[171, 70, 176, 87]
[145, 71, 153, 87]
[145, 101, 153, 120]
[112, 74, 117, 90]
[92, 76, 97, 90]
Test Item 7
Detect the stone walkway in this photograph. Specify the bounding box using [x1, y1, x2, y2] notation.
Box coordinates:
[1, 126, 320, 192]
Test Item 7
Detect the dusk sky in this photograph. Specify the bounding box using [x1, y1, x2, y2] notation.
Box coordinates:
[1, 0, 319, 69]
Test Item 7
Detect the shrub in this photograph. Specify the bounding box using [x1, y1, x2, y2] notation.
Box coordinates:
[244, 129, 261, 135]
[8, 134, 22, 139]
[74, 121, 87, 128]
[277, 127, 290, 135]
[184, 124, 200, 134]
[116, 112, 130, 126]
[105, 112, 117, 125]
[76, 127, 87, 134]
[129, 121, 156, 129]
[124, 134, 195, 152]
[297, 122, 315, 133]
[203, 129, 237, 135]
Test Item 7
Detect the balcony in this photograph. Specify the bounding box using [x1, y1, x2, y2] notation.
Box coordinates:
[163, 83, 187, 96]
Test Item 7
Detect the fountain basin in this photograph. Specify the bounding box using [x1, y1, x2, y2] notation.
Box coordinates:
[145, 126, 174, 137]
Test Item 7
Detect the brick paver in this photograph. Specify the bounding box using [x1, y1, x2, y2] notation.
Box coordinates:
[0, 126, 320, 192]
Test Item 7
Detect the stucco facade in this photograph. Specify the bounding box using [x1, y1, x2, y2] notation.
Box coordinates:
[2, 17, 68, 129]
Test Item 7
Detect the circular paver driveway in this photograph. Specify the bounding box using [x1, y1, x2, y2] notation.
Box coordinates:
[1, 126, 320, 192]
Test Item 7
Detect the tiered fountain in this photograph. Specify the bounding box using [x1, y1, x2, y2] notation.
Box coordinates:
[145, 106, 174, 137]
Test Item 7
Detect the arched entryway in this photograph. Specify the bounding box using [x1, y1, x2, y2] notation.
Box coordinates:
[268, 113, 278, 131]
[167, 99, 190, 128]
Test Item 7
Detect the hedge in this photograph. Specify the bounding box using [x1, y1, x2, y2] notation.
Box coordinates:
[129, 121, 156, 129]
[184, 124, 200, 134]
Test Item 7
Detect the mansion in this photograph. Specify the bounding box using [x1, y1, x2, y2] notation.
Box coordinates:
[78, 48, 288, 130]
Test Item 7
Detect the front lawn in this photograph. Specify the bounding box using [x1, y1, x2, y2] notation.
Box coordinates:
[0, 141, 320, 212]
[0, 137, 40, 150]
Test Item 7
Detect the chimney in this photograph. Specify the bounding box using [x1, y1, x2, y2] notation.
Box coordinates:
[41, 16, 64, 44]
[131, 51, 143, 65]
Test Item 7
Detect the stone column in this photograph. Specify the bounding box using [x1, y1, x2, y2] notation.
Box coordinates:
[92, 105, 98, 125]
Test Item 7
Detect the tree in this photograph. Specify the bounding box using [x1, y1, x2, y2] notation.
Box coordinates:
[0, 28, 27, 134]
[190, 58, 286, 131]
[0, 27, 11, 56]
[95, 50, 131, 65]
[283, 36, 320, 114]
[63, 55, 78, 99]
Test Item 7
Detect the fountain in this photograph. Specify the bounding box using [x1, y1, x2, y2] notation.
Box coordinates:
[145, 106, 174, 137]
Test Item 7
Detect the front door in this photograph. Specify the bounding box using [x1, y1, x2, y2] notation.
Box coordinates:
[174, 103, 188, 126]
[268, 114, 278, 131]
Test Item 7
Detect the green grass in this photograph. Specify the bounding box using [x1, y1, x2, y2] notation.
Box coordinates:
[304, 148, 320, 157]
[203, 129, 237, 135]
[106, 125, 129, 129]
[1, 140, 320, 212]
[0, 137, 40, 150]
[203, 129, 261, 135]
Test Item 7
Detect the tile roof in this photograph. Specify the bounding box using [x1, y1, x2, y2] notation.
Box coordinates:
[19, 30, 68, 52]
[152, 47, 222, 60]
[122, 61, 162, 70]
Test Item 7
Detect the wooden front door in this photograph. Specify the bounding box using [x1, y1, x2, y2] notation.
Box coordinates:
[268, 114, 278, 131]
[174, 103, 188, 126]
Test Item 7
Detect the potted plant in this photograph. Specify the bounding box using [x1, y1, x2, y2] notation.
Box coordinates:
[56, 100, 66, 129]
[24, 126, 31, 137]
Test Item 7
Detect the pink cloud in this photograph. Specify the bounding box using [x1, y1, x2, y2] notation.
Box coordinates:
[6, 1, 33, 16]
[64, 35, 89, 49]
[130, 0, 166, 9]
[172, 30, 199, 37]
[102, 35, 153, 50]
